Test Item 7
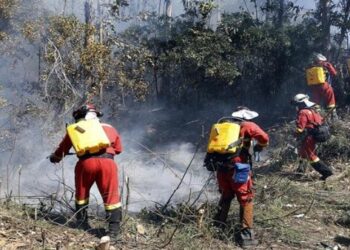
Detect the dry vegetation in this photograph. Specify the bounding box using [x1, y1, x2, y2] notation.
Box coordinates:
[1, 0, 350, 249]
[0, 113, 350, 250]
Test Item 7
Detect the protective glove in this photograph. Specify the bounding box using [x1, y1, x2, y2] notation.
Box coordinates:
[253, 144, 264, 153]
[49, 153, 61, 163]
[321, 61, 331, 68]
[203, 154, 216, 172]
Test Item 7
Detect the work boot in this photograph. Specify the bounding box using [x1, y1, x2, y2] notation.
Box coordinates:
[75, 204, 91, 230]
[106, 208, 122, 241]
[238, 202, 258, 246]
[213, 196, 233, 228]
[240, 228, 258, 247]
[310, 161, 333, 180]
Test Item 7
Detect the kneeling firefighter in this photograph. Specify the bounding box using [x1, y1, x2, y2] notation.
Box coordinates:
[204, 107, 269, 247]
[49, 104, 123, 240]
[291, 94, 333, 180]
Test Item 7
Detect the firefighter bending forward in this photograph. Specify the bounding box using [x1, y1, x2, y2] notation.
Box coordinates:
[49, 104, 123, 240]
[204, 107, 269, 247]
[291, 94, 333, 180]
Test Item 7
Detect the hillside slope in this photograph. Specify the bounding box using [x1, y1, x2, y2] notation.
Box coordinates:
[1, 114, 350, 250]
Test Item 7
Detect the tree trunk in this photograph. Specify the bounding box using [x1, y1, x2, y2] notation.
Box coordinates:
[277, 0, 285, 28]
[84, 0, 94, 102]
[318, 0, 331, 53]
[265, 0, 271, 22]
[335, 0, 350, 62]
[158, 0, 162, 15]
[165, 0, 172, 18]
[84, 0, 94, 47]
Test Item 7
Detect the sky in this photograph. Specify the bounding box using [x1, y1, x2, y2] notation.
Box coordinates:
[43, 0, 318, 20]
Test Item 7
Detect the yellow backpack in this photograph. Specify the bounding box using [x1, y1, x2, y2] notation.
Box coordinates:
[67, 119, 110, 156]
[207, 118, 241, 154]
[306, 66, 326, 85]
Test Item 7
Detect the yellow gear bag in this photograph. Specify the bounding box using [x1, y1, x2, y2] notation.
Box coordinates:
[306, 66, 325, 85]
[67, 119, 110, 156]
[207, 122, 241, 154]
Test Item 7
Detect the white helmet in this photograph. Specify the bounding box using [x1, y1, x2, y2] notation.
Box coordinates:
[231, 109, 259, 120]
[314, 53, 327, 62]
[292, 93, 315, 108]
[293, 93, 309, 103]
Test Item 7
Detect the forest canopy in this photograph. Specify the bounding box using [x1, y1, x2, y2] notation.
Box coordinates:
[0, 0, 350, 114]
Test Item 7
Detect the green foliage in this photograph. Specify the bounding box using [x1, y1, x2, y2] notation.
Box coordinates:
[0, 0, 17, 17]
[164, 27, 240, 83]
[318, 119, 350, 162]
[15, 0, 350, 110]
[21, 14, 154, 108]
[47, 16, 84, 48]
[198, 0, 216, 19]
[0, 0, 18, 36]
[121, 11, 327, 104]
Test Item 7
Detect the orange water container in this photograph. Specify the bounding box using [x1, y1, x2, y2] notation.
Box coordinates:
[67, 119, 110, 156]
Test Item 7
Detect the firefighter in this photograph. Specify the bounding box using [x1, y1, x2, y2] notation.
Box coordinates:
[313, 53, 337, 84]
[309, 53, 338, 119]
[49, 104, 123, 240]
[204, 107, 269, 247]
[291, 94, 333, 180]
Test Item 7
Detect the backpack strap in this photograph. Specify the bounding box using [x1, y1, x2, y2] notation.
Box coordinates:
[308, 108, 322, 127]
[226, 138, 243, 150]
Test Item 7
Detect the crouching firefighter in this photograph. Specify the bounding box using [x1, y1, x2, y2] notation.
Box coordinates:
[203, 107, 269, 247]
[49, 104, 123, 240]
[291, 94, 333, 180]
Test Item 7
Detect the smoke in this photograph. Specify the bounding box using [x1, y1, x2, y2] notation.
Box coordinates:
[0, 96, 217, 213]
[0, 0, 294, 213]
[119, 141, 213, 211]
[105, 106, 217, 212]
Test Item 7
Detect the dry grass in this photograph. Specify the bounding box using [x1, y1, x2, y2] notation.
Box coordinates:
[1, 115, 350, 249]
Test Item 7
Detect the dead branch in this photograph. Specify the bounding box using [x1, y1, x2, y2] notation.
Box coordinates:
[190, 172, 214, 207]
[157, 186, 194, 248]
[161, 142, 200, 213]
[129, 139, 182, 180]
[45, 39, 82, 98]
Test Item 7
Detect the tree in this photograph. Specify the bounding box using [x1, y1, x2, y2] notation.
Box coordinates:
[315, 0, 334, 54]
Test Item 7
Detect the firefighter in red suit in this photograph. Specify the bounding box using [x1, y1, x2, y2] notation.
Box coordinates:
[204, 107, 269, 247]
[291, 94, 333, 180]
[309, 53, 337, 119]
[49, 104, 123, 240]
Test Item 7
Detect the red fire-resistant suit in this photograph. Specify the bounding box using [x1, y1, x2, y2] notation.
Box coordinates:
[53, 123, 123, 210]
[310, 61, 337, 109]
[295, 107, 333, 179]
[217, 121, 269, 203]
[321, 61, 337, 78]
[295, 108, 322, 162]
[310, 82, 336, 109]
[215, 121, 269, 231]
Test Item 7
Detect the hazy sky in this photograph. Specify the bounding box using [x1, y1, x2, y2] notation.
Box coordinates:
[43, 0, 318, 18]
